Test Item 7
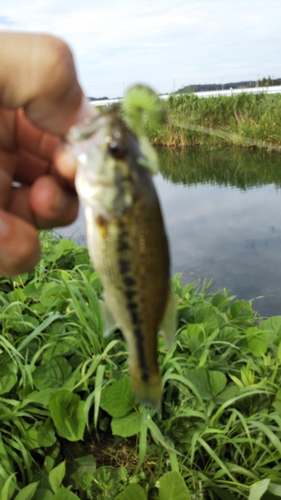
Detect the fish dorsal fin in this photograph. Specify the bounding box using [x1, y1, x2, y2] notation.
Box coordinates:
[100, 296, 119, 337]
[159, 289, 177, 349]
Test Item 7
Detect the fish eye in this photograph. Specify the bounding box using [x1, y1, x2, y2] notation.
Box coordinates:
[108, 140, 126, 159]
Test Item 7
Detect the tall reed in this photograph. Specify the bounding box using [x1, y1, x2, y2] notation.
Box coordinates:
[144, 92, 281, 148]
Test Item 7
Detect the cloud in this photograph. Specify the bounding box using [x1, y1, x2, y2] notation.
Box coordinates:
[1, 0, 281, 96]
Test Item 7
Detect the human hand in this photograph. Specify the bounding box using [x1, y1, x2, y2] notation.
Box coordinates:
[0, 32, 92, 276]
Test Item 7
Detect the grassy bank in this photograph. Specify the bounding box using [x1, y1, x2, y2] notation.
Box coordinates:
[1, 232, 281, 499]
[144, 92, 281, 148]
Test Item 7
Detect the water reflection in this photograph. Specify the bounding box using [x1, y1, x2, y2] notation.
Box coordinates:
[59, 147, 281, 317]
[159, 146, 281, 188]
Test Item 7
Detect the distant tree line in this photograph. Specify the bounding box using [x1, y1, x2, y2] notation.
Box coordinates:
[255, 76, 281, 87]
[177, 76, 281, 93]
[88, 96, 109, 101]
[88, 76, 281, 101]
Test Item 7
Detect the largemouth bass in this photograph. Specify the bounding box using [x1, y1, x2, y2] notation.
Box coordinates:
[68, 95, 176, 408]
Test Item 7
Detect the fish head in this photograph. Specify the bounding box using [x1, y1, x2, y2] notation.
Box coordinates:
[67, 107, 142, 219]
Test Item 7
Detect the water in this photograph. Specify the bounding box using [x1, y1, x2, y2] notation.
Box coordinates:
[58, 146, 281, 317]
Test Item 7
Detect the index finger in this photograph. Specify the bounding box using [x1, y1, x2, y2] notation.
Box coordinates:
[0, 32, 91, 135]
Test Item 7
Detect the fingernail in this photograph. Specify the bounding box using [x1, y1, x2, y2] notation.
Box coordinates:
[0, 215, 9, 238]
[74, 95, 97, 123]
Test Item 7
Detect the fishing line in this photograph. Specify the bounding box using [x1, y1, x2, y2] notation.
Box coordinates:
[169, 119, 281, 152]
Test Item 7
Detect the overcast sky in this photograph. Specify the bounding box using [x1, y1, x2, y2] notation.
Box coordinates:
[1, 0, 281, 98]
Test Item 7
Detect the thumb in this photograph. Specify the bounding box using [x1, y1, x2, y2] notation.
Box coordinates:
[0, 32, 92, 135]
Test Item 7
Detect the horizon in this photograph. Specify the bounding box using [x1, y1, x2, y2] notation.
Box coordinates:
[88, 76, 281, 100]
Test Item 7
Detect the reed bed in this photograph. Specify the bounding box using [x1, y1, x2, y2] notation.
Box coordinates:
[144, 92, 281, 149]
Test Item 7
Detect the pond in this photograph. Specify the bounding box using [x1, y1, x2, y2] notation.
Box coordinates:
[58, 146, 281, 318]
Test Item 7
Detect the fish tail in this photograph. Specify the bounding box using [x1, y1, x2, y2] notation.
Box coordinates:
[129, 364, 162, 409]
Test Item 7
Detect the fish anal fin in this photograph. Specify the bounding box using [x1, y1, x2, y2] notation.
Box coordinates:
[100, 298, 119, 337]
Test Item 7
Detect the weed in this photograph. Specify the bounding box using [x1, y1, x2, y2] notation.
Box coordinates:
[0, 233, 281, 499]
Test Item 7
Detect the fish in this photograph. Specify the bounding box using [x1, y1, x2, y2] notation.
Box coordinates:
[68, 103, 176, 408]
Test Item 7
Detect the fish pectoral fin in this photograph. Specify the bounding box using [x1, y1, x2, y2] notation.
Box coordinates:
[159, 289, 177, 349]
[100, 298, 119, 337]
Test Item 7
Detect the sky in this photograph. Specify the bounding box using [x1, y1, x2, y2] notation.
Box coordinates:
[1, 0, 281, 98]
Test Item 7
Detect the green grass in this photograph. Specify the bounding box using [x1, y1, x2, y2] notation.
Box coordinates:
[1, 232, 281, 499]
[143, 92, 281, 148]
